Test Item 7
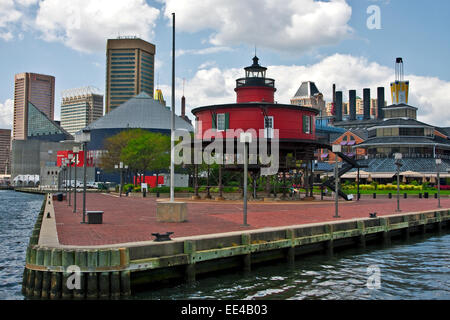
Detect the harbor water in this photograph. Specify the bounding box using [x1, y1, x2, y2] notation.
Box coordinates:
[0, 190, 449, 300]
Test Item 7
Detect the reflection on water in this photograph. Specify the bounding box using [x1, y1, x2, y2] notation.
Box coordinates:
[0, 190, 448, 300]
[0, 191, 43, 300]
[134, 232, 450, 300]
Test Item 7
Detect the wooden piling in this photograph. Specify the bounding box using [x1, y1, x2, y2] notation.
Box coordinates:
[87, 250, 98, 300]
[21, 268, 28, 295]
[74, 250, 87, 299]
[325, 225, 334, 256]
[380, 218, 391, 245]
[241, 234, 252, 272]
[357, 221, 366, 248]
[33, 271, 43, 298]
[49, 248, 62, 300]
[120, 271, 131, 297]
[98, 249, 111, 299]
[285, 229, 295, 264]
[62, 250, 75, 299]
[184, 241, 196, 283]
[26, 270, 35, 297]
[110, 249, 121, 299]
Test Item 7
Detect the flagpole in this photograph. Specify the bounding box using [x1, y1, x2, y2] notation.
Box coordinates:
[170, 12, 175, 202]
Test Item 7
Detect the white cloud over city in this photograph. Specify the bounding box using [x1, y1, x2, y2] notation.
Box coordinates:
[163, 0, 353, 53]
[175, 54, 450, 127]
[33, 0, 160, 53]
[0, 99, 14, 130]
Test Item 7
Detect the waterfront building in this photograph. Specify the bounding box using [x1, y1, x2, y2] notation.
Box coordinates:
[60, 87, 104, 136]
[70, 92, 193, 186]
[317, 129, 367, 163]
[0, 129, 11, 174]
[13, 72, 55, 140]
[105, 37, 155, 113]
[290, 81, 326, 117]
[79, 92, 193, 150]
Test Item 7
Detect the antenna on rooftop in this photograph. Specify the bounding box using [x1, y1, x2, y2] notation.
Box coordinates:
[183, 78, 185, 96]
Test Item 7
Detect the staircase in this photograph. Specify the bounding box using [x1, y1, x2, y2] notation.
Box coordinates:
[322, 150, 367, 201]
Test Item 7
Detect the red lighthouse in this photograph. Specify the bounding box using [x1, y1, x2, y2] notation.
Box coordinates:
[234, 56, 276, 103]
[192, 56, 319, 142]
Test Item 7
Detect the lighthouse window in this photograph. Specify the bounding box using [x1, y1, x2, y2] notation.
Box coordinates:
[303, 115, 311, 134]
[216, 113, 229, 131]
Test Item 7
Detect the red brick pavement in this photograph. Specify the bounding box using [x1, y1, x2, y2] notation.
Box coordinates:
[53, 193, 450, 246]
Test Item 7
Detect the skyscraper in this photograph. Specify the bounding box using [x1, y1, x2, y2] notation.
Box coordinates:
[13, 72, 55, 140]
[105, 37, 155, 113]
[0, 129, 11, 174]
[60, 87, 104, 135]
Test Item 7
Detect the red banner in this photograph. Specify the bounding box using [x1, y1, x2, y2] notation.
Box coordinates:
[134, 176, 164, 188]
[57, 150, 94, 167]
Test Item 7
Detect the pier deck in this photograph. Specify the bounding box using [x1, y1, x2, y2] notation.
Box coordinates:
[23, 193, 450, 299]
[52, 193, 450, 246]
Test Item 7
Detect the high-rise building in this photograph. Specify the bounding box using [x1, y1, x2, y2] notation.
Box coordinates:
[0, 129, 11, 174]
[13, 72, 55, 140]
[105, 37, 155, 113]
[60, 87, 104, 135]
[291, 81, 326, 116]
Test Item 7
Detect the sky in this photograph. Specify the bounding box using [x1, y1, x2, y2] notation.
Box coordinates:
[1, 0, 450, 130]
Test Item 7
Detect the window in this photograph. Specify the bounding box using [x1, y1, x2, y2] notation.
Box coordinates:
[303, 115, 311, 134]
[213, 113, 229, 131]
[217, 113, 226, 131]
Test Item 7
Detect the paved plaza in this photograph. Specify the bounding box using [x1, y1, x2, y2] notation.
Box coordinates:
[52, 193, 450, 246]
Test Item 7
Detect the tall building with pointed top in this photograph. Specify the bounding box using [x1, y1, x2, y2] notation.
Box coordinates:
[291, 81, 326, 116]
[13, 72, 55, 140]
[105, 37, 155, 113]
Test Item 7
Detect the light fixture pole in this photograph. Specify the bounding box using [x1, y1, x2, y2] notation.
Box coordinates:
[240, 132, 251, 227]
[68, 153, 73, 206]
[115, 162, 128, 197]
[72, 146, 79, 213]
[332, 144, 342, 218]
[436, 158, 442, 208]
[75, 129, 90, 223]
[394, 153, 403, 212]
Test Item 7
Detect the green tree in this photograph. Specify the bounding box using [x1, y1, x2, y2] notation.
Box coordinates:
[121, 132, 171, 186]
[100, 129, 146, 171]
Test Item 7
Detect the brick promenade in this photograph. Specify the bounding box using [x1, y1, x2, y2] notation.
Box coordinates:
[53, 193, 450, 246]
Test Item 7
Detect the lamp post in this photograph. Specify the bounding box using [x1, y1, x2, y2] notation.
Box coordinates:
[68, 153, 74, 206]
[436, 158, 442, 208]
[75, 129, 91, 223]
[80, 129, 91, 224]
[332, 144, 342, 218]
[72, 146, 80, 213]
[240, 132, 252, 227]
[394, 153, 403, 212]
[115, 162, 128, 197]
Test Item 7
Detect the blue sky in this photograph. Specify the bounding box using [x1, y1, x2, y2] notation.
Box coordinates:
[1, 0, 450, 129]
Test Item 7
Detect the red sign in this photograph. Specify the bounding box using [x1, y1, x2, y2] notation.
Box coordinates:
[134, 176, 164, 188]
[57, 150, 94, 167]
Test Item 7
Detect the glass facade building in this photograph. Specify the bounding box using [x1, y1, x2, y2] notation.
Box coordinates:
[13, 73, 55, 140]
[105, 38, 155, 113]
[60, 87, 104, 135]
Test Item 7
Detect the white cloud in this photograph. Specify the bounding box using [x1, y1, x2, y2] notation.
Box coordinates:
[174, 54, 450, 127]
[34, 0, 160, 53]
[176, 46, 233, 57]
[15, 0, 38, 7]
[0, 0, 22, 41]
[163, 0, 353, 53]
[198, 60, 217, 69]
[0, 98, 14, 130]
